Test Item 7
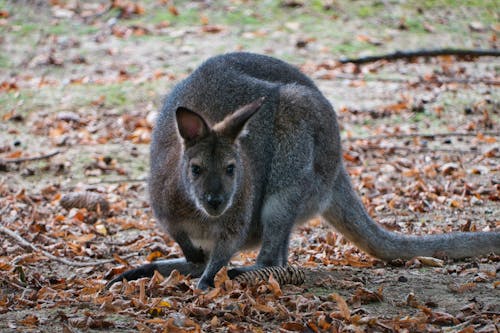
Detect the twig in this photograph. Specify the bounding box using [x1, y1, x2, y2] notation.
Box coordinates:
[345, 131, 500, 142]
[0, 275, 27, 290]
[88, 177, 147, 185]
[0, 224, 136, 267]
[1, 150, 61, 164]
[339, 48, 500, 65]
[82, 2, 114, 22]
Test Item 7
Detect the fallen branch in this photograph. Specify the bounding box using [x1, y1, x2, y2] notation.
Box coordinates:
[1, 150, 60, 164]
[345, 131, 500, 142]
[0, 224, 136, 267]
[359, 145, 473, 154]
[331, 73, 499, 86]
[339, 48, 500, 64]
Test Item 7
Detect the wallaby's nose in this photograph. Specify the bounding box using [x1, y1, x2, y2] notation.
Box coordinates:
[206, 194, 224, 210]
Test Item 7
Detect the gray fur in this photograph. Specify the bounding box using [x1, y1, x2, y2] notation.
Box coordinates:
[111, 52, 500, 290]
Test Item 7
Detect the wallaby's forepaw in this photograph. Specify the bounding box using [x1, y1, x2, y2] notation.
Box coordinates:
[196, 277, 214, 290]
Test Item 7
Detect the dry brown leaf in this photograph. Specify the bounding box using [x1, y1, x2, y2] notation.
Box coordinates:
[254, 302, 276, 313]
[199, 14, 209, 25]
[203, 287, 220, 301]
[168, 4, 179, 16]
[414, 256, 444, 267]
[281, 322, 305, 330]
[0, 261, 13, 271]
[7, 150, 22, 159]
[330, 293, 350, 320]
[213, 266, 229, 289]
[138, 278, 147, 304]
[457, 326, 475, 333]
[201, 25, 225, 33]
[146, 251, 164, 262]
[351, 287, 383, 305]
[383, 101, 409, 112]
[449, 282, 477, 293]
[429, 311, 459, 325]
[19, 314, 39, 327]
[268, 273, 283, 297]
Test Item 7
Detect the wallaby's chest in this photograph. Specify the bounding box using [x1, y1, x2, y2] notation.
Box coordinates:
[180, 220, 217, 252]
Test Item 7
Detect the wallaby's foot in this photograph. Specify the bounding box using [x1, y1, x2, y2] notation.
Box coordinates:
[197, 276, 214, 290]
[106, 258, 206, 289]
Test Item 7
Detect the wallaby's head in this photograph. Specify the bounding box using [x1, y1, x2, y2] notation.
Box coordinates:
[175, 97, 265, 217]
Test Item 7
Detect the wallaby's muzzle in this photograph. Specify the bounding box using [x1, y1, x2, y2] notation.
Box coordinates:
[205, 193, 224, 211]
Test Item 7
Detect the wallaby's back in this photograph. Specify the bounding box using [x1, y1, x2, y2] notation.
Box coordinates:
[161, 52, 317, 120]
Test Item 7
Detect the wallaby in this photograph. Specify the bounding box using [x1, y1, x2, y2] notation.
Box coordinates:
[108, 52, 500, 290]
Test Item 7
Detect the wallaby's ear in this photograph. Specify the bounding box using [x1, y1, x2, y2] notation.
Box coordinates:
[214, 97, 265, 140]
[176, 107, 209, 143]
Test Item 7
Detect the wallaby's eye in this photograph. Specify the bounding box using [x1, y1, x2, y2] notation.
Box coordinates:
[191, 164, 201, 176]
[226, 164, 235, 176]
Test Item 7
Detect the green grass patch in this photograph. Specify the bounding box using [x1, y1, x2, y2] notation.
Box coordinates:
[0, 90, 36, 118]
[419, 0, 498, 9]
[356, 5, 378, 18]
[0, 53, 10, 68]
[150, 6, 200, 26]
[10, 22, 37, 36]
[332, 40, 378, 57]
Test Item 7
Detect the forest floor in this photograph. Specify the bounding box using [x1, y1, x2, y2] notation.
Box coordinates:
[0, 0, 499, 332]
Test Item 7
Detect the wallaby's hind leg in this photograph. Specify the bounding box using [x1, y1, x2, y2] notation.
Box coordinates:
[255, 193, 298, 266]
[107, 229, 208, 288]
[227, 221, 290, 279]
[229, 86, 339, 278]
[278, 234, 291, 266]
[106, 258, 206, 288]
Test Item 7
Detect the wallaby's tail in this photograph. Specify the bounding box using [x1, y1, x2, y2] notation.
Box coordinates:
[321, 166, 500, 261]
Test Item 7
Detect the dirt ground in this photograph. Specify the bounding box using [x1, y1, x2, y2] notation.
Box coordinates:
[0, 1, 499, 332]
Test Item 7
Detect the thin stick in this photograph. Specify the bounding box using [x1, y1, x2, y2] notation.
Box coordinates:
[88, 177, 147, 185]
[339, 48, 500, 65]
[345, 131, 500, 142]
[1, 150, 60, 164]
[0, 224, 137, 267]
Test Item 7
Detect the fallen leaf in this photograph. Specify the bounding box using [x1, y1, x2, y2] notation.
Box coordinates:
[414, 256, 444, 267]
[330, 293, 350, 320]
[268, 273, 282, 297]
